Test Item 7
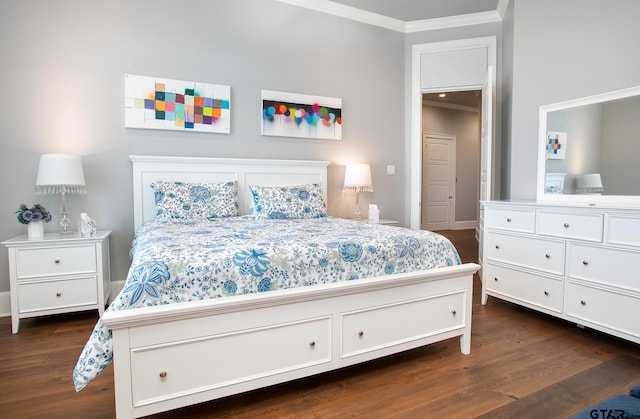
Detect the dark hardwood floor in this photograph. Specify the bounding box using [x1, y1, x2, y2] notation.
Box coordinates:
[1, 228, 638, 418]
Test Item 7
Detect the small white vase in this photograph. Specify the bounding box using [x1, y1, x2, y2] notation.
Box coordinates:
[27, 221, 44, 240]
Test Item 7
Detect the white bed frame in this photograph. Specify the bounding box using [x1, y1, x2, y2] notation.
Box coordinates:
[102, 155, 480, 418]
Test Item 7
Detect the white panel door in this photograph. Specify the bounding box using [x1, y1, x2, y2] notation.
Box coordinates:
[422, 134, 456, 231]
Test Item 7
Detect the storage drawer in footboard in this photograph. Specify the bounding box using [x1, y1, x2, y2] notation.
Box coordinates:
[341, 291, 466, 358]
[131, 316, 331, 407]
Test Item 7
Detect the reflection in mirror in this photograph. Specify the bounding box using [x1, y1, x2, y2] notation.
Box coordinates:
[537, 86, 640, 205]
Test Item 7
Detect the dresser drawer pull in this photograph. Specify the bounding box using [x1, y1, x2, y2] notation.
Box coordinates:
[563, 223, 570, 228]
[159, 371, 167, 379]
[309, 341, 316, 348]
[493, 277, 499, 282]
[544, 291, 549, 296]
[495, 245, 500, 249]
[451, 309, 457, 316]
[545, 254, 551, 259]
[582, 260, 589, 266]
[56, 292, 62, 297]
[506, 218, 512, 222]
[358, 330, 364, 338]
[580, 300, 587, 306]
[54, 259, 60, 264]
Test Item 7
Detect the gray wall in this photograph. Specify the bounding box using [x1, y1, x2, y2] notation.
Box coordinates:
[0, 0, 405, 293]
[508, 0, 640, 200]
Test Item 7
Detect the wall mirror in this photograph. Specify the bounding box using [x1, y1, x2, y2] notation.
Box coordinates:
[537, 85, 640, 206]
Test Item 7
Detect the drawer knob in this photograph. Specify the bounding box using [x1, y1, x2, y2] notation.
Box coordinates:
[451, 309, 457, 316]
[494, 277, 499, 282]
[544, 291, 549, 296]
[56, 292, 62, 297]
[580, 300, 587, 306]
[495, 245, 500, 249]
[54, 259, 60, 264]
[309, 341, 316, 348]
[545, 253, 551, 259]
[159, 371, 167, 379]
[563, 223, 570, 228]
[582, 260, 589, 266]
[506, 217, 512, 222]
[358, 330, 364, 338]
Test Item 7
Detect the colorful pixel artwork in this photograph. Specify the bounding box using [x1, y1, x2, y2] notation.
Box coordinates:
[546, 131, 567, 160]
[261, 90, 342, 140]
[124, 74, 231, 133]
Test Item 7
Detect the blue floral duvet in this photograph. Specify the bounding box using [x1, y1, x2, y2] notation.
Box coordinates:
[73, 216, 461, 391]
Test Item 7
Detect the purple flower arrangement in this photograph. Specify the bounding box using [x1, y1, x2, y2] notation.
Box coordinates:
[16, 204, 52, 225]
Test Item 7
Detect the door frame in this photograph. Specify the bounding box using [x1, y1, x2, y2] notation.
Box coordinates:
[409, 36, 497, 230]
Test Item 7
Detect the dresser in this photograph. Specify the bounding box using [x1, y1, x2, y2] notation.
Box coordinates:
[2, 231, 111, 333]
[481, 201, 640, 344]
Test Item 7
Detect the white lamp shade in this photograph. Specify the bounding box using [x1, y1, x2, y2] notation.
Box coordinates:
[35, 154, 87, 194]
[344, 164, 373, 191]
[576, 173, 603, 189]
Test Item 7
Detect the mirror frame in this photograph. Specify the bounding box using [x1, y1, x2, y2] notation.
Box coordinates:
[537, 85, 640, 207]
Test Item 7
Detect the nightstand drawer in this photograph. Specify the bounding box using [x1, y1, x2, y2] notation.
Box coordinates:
[17, 276, 98, 313]
[15, 245, 97, 278]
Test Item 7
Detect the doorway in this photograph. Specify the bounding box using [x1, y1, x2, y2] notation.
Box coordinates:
[409, 36, 497, 231]
[421, 91, 482, 231]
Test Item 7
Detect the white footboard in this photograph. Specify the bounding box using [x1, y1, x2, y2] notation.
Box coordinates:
[103, 263, 478, 418]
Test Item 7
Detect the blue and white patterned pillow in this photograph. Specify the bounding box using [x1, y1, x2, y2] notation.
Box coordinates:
[249, 184, 327, 219]
[151, 181, 239, 220]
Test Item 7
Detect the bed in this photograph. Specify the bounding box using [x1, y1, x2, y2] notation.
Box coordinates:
[74, 155, 479, 418]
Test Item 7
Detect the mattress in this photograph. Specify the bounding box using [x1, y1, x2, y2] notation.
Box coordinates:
[72, 216, 461, 391]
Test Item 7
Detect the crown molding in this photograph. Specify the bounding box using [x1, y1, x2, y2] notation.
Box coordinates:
[276, 0, 509, 33]
[276, 0, 405, 32]
[405, 11, 502, 33]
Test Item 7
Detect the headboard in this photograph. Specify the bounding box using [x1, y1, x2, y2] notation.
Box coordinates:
[130, 155, 330, 230]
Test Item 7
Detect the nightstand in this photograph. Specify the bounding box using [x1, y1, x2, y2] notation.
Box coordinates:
[2, 231, 111, 333]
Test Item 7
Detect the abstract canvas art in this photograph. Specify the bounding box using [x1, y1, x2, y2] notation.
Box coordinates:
[125, 74, 231, 133]
[546, 131, 567, 160]
[261, 90, 342, 140]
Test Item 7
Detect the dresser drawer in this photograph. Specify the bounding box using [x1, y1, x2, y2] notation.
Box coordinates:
[567, 244, 640, 292]
[566, 282, 640, 338]
[536, 211, 603, 242]
[606, 215, 640, 248]
[341, 291, 466, 358]
[15, 245, 97, 278]
[131, 317, 331, 406]
[485, 232, 565, 275]
[17, 276, 98, 313]
[484, 264, 563, 312]
[485, 207, 535, 232]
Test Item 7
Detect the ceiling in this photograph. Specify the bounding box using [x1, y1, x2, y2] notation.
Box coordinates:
[330, 0, 501, 22]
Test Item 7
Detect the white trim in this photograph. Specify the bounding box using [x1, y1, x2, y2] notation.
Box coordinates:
[410, 37, 497, 230]
[276, 0, 405, 32]
[405, 11, 501, 33]
[496, 0, 511, 19]
[276, 0, 507, 33]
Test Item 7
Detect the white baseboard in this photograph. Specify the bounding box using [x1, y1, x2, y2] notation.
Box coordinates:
[0, 281, 126, 318]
